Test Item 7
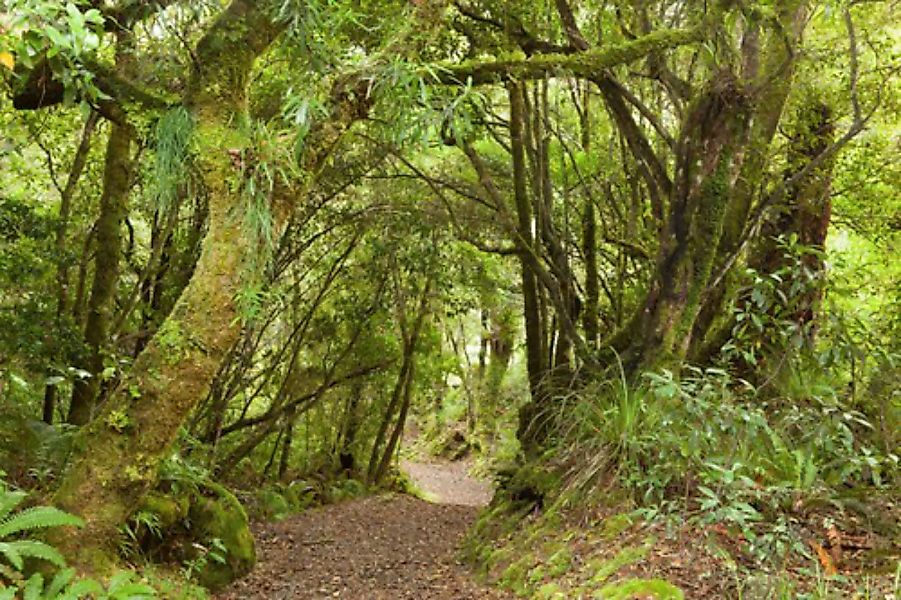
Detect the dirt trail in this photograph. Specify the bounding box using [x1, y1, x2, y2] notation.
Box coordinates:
[217, 461, 507, 599]
[401, 459, 494, 507]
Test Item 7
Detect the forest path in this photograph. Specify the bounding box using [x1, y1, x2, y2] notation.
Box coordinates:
[217, 460, 507, 599]
[401, 458, 494, 507]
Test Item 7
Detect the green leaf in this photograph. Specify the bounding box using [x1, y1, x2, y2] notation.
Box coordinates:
[0, 541, 24, 569]
[5, 540, 67, 567]
[0, 490, 26, 521]
[23, 572, 44, 600]
[107, 571, 157, 598]
[59, 578, 104, 600]
[0, 506, 84, 538]
[46, 567, 77, 598]
[43, 25, 68, 50]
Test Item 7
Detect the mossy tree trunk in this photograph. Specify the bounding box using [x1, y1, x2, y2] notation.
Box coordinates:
[68, 119, 134, 425]
[688, 1, 808, 363]
[627, 71, 752, 371]
[50, 0, 284, 570]
[508, 81, 552, 452]
[743, 101, 836, 374]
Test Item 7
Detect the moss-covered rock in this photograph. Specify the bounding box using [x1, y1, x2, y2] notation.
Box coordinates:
[188, 482, 256, 590]
[495, 463, 560, 511]
[596, 578, 684, 600]
[134, 481, 255, 591]
[140, 491, 190, 529]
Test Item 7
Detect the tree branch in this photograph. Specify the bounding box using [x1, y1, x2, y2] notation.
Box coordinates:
[433, 27, 705, 85]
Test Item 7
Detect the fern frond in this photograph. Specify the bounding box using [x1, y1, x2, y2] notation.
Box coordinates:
[58, 577, 104, 600]
[0, 506, 84, 538]
[0, 561, 21, 584]
[22, 572, 44, 600]
[0, 490, 26, 522]
[0, 541, 23, 569]
[45, 567, 76, 598]
[3, 540, 66, 567]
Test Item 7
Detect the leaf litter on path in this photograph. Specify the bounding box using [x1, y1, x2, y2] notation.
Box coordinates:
[217, 460, 509, 599]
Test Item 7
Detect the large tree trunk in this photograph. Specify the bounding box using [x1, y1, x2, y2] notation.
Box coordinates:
[688, 1, 807, 363]
[50, 0, 283, 570]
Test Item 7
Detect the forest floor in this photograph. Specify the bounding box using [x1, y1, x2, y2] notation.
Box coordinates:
[216, 459, 509, 599]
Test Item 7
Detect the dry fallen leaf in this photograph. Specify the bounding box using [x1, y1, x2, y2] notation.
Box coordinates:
[0, 51, 14, 71]
[810, 540, 838, 576]
[826, 525, 843, 566]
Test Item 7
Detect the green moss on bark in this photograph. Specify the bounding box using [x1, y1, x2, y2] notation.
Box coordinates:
[437, 28, 705, 85]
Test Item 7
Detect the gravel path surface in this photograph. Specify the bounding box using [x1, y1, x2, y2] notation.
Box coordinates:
[401, 459, 494, 507]
[217, 462, 506, 599]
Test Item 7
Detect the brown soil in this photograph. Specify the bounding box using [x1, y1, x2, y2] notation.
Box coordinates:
[217, 462, 508, 599]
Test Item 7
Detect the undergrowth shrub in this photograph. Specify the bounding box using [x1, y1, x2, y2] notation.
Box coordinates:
[555, 365, 897, 566]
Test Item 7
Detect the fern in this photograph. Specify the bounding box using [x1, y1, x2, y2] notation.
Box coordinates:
[0, 505, 84, 538]
[44, 568, 77, 598]
[0, 484, 82, 582]
[0, 489, 26, 522]
[0, 483, 158, 599]
[0, 540, 66, 569]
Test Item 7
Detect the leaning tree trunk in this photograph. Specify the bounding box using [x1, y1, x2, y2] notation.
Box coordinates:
[50, 1, 283, 571]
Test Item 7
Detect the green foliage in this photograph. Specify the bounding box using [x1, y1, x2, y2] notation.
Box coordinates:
[149, 107, 195, 212]
[555, 365, 897, 568]
[0, 485, 82, 575]
[2, 1, 106, 106]
[725, 235, 827, 368]
[1, 0, 898, 594]
[0, 477, 160, 599]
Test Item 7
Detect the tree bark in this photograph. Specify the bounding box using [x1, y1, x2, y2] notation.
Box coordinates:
[508, 81, 552, 451]
[49, 0, 284, 570]
[630, 71, 752, 370]
[579, 87, 600, 351]
[688, 1, 807, 361]
[68, 119, 134, 425]
[745, 101, 836, 367]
